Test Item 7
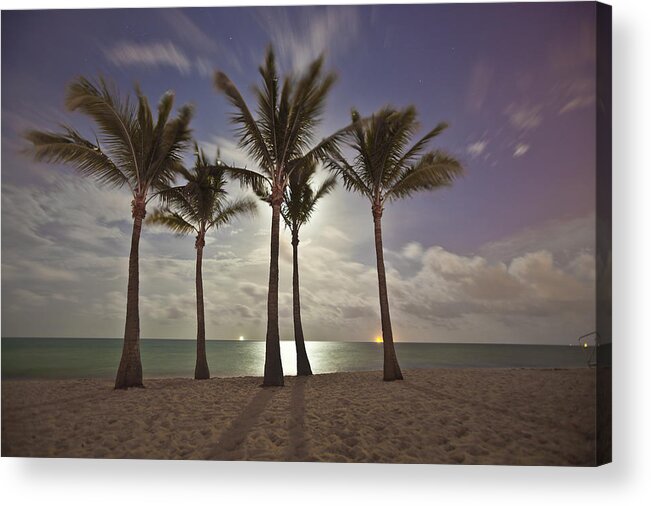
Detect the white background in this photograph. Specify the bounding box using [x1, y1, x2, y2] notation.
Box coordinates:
[1, 0, 649, 504]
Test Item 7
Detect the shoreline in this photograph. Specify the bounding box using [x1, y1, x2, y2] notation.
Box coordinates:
[2, 368, 598, 465]
[1, 365, 591, 382]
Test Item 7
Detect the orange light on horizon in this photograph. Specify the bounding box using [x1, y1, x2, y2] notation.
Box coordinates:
[375, 336, 383, 343]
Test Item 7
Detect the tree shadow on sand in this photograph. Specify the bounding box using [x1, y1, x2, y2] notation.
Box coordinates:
[285, 376, 310, 461]
[204, 386, 279, 461]
[202, 376, 311, 462]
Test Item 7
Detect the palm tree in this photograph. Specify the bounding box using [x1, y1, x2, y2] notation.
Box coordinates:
[281, 161, 337, 376]
[147, 145, 257, 380]
[214, 46, 350, 386]
[326, 106, 463, 381]
[24, 77, 193, 389]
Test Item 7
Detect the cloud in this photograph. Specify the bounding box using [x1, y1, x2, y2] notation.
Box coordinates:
[2, 164, 596, 344]
[166, 306, 185, 320]
[465, 62, 494, 113]
[194, 57, 214, 77]
[478, 213, 595, 263]
[568, 252, 596, 282]
[320, 225, 352, 245]
[103, 11, 244, 78]
[509, 250, 585, 299]
[104, 41, 193, 74]
[159, 9, 242, 74]
[558, 78, 595, 114]
[501, 18, 595, 124]
[239, 282, 267, 302]
[1, 177, 131, 257]
[547, 19, 596, 73]
[512, 143, 530, 158]
[548, 21, 596, 115]
[103, 39, 218, 77]
[402, 242, 424, 261]
[559, 95, 594, 114]
[341, 305, 377, 319]
[467, 15, 595, 166]
[466, 140, 488, 158]
[2, 174, 135, 335]
[159, 9, 219, 54]
[257, 6, 360, 73]
[504, 102, 543, 131]
[234, 304, 256, 319]
[11, 288, 78, 308]
[398, 245, 594, 329]
[3, 260, 79, 283]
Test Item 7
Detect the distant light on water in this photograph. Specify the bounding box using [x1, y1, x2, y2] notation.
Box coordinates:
[239, 336, 244, 341]
[375, 336, 383, 343]
[583, 342, 588, 348]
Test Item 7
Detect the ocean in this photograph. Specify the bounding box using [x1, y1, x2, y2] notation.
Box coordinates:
[0, 338, 597, 380]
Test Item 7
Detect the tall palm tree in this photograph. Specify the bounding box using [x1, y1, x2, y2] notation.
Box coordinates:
[214, 46, 350, 386]
[147, 145, 257, 380]
[24, 77, 193, 389]
[326, 106, 463, 381]
[281, 161, 337, 376]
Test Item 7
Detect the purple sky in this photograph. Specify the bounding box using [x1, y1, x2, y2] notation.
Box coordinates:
[1, 3, 598, 343]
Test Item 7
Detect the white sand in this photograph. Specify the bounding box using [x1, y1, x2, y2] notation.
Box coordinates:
[1, 368, 597, 465]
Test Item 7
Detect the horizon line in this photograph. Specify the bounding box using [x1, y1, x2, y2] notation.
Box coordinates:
[0, 336, 597, 346]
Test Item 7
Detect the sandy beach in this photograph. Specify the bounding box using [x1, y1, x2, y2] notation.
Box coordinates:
[1, 368, 597, 465]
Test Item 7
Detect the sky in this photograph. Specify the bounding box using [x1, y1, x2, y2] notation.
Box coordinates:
[1, 3, 599, 344]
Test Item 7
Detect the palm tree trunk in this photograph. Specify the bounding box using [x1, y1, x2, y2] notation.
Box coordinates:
[115, 198, 145, 389]
[263, 191, 285, 386]
[372, 206, 403, 381]
[194, 233, 210, 380]
[292, 228, 313, 376]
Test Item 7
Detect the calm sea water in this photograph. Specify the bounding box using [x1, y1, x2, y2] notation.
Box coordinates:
[1, 338, 595, 380]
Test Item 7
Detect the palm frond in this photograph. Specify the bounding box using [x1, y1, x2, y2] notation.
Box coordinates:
[208, 197, 258, 230]
[220, 165, 271, 196]
[286, 118, 356, 177]
[254, 46, 280, 164]
[347, 108, 374, 188]
[28, 75, 194, 203]
[254, 185, 272, 204]
[214, 71, 274, 173]
[385, 150, 463, 201]
[327, 106, 462, 205]
[395, 121, 448, 169]
[151, 146, 259, 237]
[148, 90, 175, 168]
[275, 75, 293, 168]
[134, 85, 153, 169]
[24, 127, 130, 189]
[376, 107, 420, 187]
[145, 103, 193, 190]
[312, 173, 337, 204]
[65, 76, 141, 185]
[324, 148, 371, 199]
[279, 55, 337, 167]
[282, 160, 337, 230]
[146, 208, 197, 235]
[156, 183, 200, 219]
[294, 172, 337, 228]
